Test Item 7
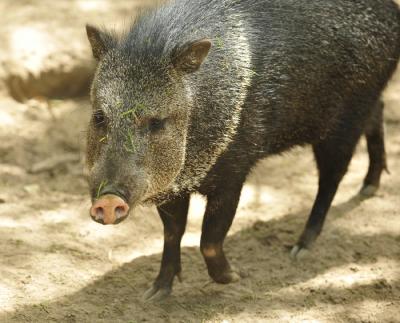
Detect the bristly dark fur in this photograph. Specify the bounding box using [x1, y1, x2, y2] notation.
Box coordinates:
[86, 0, 400, 299]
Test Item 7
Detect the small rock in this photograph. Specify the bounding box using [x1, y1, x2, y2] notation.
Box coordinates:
[23, 184, 40, 194]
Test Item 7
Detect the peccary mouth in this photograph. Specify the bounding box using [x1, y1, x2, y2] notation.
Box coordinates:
[92, 211, 129, 225]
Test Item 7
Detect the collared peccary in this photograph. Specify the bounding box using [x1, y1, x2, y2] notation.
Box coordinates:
[85, 0, 400, 300]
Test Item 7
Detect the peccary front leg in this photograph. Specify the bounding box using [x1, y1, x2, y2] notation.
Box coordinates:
[143, 195, 189, 301]
[201, 184, 244, 284]
[291, 129, 362, 259]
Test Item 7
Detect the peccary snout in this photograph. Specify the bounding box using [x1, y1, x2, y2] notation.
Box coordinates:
[90, 194, 130, 225]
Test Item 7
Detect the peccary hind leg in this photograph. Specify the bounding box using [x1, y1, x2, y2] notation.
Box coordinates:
[361, 100, 388, 197]
[291, 126, 363, 259]
[143, 195, 190, 301]
[201, 182, 244, 284]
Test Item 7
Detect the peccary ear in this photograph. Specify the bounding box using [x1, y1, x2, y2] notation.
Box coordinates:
[86, 24, 117, 60]
[172, 39, 212, 73]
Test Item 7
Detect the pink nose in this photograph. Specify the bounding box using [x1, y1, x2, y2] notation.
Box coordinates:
[90, 194, 129, 225]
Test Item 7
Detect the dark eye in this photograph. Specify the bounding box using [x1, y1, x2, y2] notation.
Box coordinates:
[149, 118, 166, 132]
[93, 110, 106, 128]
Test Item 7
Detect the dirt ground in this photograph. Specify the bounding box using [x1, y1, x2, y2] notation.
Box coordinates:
[0, 1, 399, 322]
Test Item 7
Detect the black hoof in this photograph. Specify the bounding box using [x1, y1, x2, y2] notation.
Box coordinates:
[142, 285, 172, 302]
[359, 184, 379, 198]
[290, 244, 311, 260]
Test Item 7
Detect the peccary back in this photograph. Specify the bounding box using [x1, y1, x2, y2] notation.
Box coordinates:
[127, 0, 400, 201]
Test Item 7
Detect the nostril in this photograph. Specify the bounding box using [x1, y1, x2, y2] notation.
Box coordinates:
[91, 206, 104, 220]
[115, 204, 129, 219]
[115, 206, 124, 217]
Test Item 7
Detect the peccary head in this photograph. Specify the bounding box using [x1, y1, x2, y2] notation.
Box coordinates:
[85, 24, 211, 225]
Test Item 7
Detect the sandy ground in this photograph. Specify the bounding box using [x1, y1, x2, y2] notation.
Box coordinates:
[0, 1, 399, 322]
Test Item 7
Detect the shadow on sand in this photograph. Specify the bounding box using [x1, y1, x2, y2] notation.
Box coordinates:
[1, 193, 398, 322]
